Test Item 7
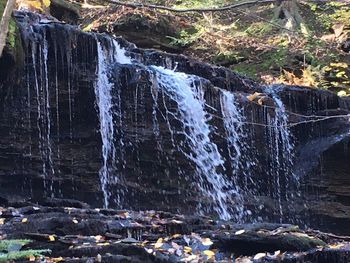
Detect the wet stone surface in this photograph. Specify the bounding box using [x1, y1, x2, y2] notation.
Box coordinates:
[1, 200, 350, 262]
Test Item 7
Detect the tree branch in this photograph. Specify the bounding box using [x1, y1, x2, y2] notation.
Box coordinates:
[102, 0, 277, 13]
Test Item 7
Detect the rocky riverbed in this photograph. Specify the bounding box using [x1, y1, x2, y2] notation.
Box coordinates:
[1, 198, 350, 262]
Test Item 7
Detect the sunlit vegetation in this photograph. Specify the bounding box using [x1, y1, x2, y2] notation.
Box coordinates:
[0, 239, 50, 262]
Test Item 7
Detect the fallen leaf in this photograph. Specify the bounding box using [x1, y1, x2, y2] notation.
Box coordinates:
[203, 249, 215, 258]
[184, 246, 192, 254]
[95, 235, 104, 242]
[29, 255, 36, 261]
[247, 92, 263, 102]
[145, 248, 153, 254]
[330, 62, 348, 68]
[49, 235, 55, 242]
[72, 219, 78, 224]
[333, 23, 345, 38]
[154, 238, 163, 249]
[0, 218, 4, 225]
[329, 243, 344, 249]
[181, 254, 197, 261]
[235, 229, 245, 235]
[254, 253, 266, 260]
[22, 218, 28, 223]
[118, 211, 130, 219]
[201, 238, 213, 246]
[97, 242, 110, 246]
[51, 257, 64, 262]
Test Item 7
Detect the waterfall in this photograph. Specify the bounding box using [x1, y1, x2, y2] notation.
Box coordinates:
[219, 90, 256, 219]
[94, 37, 131, 208]
[150, 66, 234, 220]
[29, 29, 55, 195]
[265, 85, 296, 221]
[16, 14, 328, 223]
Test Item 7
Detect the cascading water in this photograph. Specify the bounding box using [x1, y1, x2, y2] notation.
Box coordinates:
[265, 85, 296, 221]
[149, 66, 234, 220]
[28, 28, 55, 195]
[94, 37, 131, 208]
[219, 90, 256, 219]
[11, 13, 346, 227]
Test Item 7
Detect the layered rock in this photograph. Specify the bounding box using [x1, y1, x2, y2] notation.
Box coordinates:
[0, 11, 349, 234]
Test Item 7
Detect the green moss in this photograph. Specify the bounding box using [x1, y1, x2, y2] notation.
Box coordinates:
[168, 25, 205, 47]
[0, 0, 18, 49]
[0, 240, 50, 262]
[213, 50, 246, 64]
[245, 21, 274, 37]
[233, 64, 259, 79]
[0, 239, 31, 251]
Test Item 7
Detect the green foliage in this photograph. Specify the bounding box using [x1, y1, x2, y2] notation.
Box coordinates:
[213, 50, 246, 64]
[245, 22, 273, 37]
[306, 1, 350, 30]
[0, 239, 51, 262]
[0, 0, 18, 48]
[0, 239, 31, 251]
[168, 26, 205, 47]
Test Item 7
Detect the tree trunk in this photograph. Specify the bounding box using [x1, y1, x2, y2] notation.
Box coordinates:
[0, 0, 16, 58]
[274, 0, 308, 34]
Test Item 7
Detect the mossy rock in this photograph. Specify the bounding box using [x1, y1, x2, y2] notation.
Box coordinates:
[0, 0, 24, 80]
[0, 0, 18, 50]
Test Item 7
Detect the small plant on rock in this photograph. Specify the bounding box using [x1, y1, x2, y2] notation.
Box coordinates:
[0, 239, 51, 262]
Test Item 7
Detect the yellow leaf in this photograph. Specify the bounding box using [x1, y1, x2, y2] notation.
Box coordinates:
[0, 218, 4, 225]
[29, 255, 36, 261]
[156, 238, 163, 244]
[184, 246, 192, 254]
[336, 71, 347, 78]
[43, 0, 51, 7]
[51, 257, 64, 262]
[329, 243, 344, 249]
[154, 238, 163, 249]
[97, 242, 110, 246]
[22, 218, 28, 223]
[48, 235, 55, 242]
[338, 90, 347, 97]
[201, 238, 213, 246]
[330, 62, 348, 68]
[203, 250, 215, 258]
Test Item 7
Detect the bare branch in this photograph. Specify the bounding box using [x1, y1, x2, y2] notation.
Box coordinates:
[102, 0, 277, 13]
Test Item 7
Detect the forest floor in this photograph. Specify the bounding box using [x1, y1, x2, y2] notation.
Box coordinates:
[76, 0, 350, 96]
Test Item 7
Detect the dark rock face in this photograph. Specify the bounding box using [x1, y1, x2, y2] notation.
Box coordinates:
[0, 11, 349, 233]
